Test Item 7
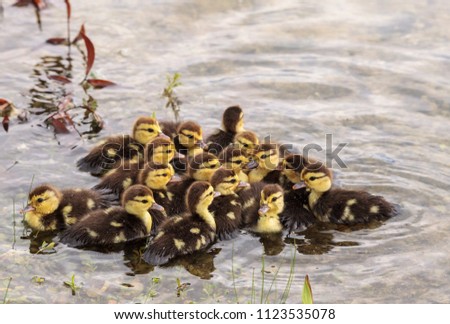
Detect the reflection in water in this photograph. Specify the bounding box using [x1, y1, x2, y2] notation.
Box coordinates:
[252, 232, 286, 256]
[123, 242, 154, 276]
[29, 51, 103, 136]
[159, 248, 222, 280]
[23, 231, 58, 254]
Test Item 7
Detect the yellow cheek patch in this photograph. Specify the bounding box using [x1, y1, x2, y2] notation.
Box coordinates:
[190, 228, 200, 234]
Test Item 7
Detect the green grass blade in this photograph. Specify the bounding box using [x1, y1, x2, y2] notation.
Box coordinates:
[302, 274, 314, 304]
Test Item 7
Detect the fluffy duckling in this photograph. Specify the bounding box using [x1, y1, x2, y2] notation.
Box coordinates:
[166, 152, 221, 216]
[297, 162, 397, 225]
[244, 184, 285, 234]
[77, 117, 166, 176]
[59, 185, 164, 247]
[248, 144, 283, 184]
[233, 130, 260, 153]
[143, 181, 219, 266]
[137, 163, 178, 221]
[93, 138, 176, 196]
[173, 121, 205, 157]
[279, 154, 317, 232]
[209, 168, 248, 240]
[205, 105, 245, 155]
[218, 146, 251, 183]
[21, 184, 114, 232]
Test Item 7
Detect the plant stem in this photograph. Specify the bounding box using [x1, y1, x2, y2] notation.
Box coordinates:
[231, 243, 239, 304]
[2, 277, 12, 304]
[251, 268, 255, 304]
[260, 255, 265, 304]
[12, 198, 16, 250]
[280, 245, 297, 303]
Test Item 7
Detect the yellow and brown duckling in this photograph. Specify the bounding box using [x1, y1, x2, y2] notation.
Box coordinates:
[166, 152, 221, 216]
[233, 130, 260, 153]
[278, 154, 317, 232]
[247, 143, 283, 184]
[296, 162, 397, 225]
[217, 146, 252, 183]
[243, 184, 285, 234]
[21, 184, 115, 233]
[143, 181, 219, 266]
[205, 105, 245, 155]
[59, 185, 164, 247]
[76, 116, 167, 176]
[93, 137, 176, 197]
[209, 168, 248, 241]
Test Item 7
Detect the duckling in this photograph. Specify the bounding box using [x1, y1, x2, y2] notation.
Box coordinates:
[279, 154, 317, 232]
[59, 185, 164, 247]
[159, 120, 180, 140]
[244, 184, 285, 234]
[76, 116, 166, 176]
[296, 162, 397, 225]
[217, 146, 251, 183]
[205, 105, 245, 155]
[248, 144, 283, 184]
[143, 181, 219, 266]
[209, 168, 248, 240]
[233, 130, 260, 153]
[138, 163, 181, 213]
[21, 184, 114, 233]
[93, 137, 176, 197]
[166, 152, 221, 216]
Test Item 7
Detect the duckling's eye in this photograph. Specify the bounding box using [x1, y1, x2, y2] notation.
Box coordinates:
[309, 176, 317, 181]
[233, 160, 242, 164]
[147, 128, 154, 132]
[166, 150, 172, 154]
[37, 198, 44, 203]
[208, 164, 217, 169]
[230, 179, 237, 184]
[184, 134, 194, 139]
[272, 197, 278, 202]
[260, 154, 268, 159]
[141, 199, 149, 204]
[242, 143, 249, 148]
[162, 173, 168, 177]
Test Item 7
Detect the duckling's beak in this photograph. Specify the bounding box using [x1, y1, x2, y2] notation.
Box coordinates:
[237, 181, 250, 188]
[213, 191, 221, 198]
[258, 204, 270, 215]
[20, 205, 35, 214]
[174, 152, 185, 159]
[169, 174, 183, 183]
[196, 140, 206, 149]
[150, 202, 165, 211]
[245, 160, 258, 170]
[157, 132, 170, 140]
[292, 183, 306, 190]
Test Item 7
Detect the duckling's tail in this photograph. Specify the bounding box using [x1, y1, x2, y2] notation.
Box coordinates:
[77, 151, 116, 176]
[96, 188, 120, 207]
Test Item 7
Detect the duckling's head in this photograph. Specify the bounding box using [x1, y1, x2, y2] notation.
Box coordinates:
[251, 144, 279, 170]
[144, 137, 175, 165]
[281, 154, 310, 184]
[210, 168, 248, 196]
[22, 184, 62, 217]
[186, 181, 219, 216]
[222, 105, 244, 133]
[122, 185, 163, 216]
[300, 162, 333, 193]
[177, 121, 205, 149]
[138, 163, 175, 190]
[259, 184, 284, 217]
[233, 130, 259, 152]
[218, 146, 249, 172]
[188, 152, 221, 181]
[132, 116, 165, 145]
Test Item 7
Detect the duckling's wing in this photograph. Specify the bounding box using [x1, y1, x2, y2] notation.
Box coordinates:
[159, 120, 180, 139]
[281, 189, 316, 232]
[209, 196, 242, 241]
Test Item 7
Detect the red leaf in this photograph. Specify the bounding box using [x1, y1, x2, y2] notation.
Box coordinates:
[46, 37, 67, 45]
[65, 0, 71, 20]
[86, 79, 116, 89]
[2, 116, 9, 132]
[51, 118, 70, 134]
[0, 98, 9, 106]
[32, 0, 46, 10]
[80, 31, 95, 80]
[72, 24, 86, 44]
[48, 75, 72, 84]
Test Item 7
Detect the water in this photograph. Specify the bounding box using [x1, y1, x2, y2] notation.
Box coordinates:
[1, 0, 449, 303]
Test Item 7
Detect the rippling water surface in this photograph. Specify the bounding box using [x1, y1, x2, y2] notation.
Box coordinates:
[1, 0, 449, 303]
